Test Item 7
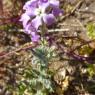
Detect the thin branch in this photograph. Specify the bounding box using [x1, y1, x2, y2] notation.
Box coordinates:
[7, 28, 70, 33]
[60, 0, 84, 21]
[0, 42, 37, 59]
[70, 39, 95, 53]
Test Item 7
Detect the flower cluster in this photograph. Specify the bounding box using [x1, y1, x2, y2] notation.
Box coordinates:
[20, 0, 62, 42]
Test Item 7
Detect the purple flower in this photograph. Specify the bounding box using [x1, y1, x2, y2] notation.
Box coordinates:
[23, 1, 55, 29]
[20, 0, 63, 42]
[21, 0, 62, 29]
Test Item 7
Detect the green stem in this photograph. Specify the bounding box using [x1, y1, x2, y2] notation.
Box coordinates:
[40, 21, 48, 45]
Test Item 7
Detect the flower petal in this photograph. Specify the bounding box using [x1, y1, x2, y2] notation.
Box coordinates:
[40, 0, 48, 3]
[31, 32, 40, 42]
[31, 16, 42, 29]
[43, 14, 55, 25]
[39, 0, 49, 10]
[50, 0, 59, 7]
[25, 22, 37, 34]
[20, 13, 30, 27]
[26, 9, 36, 17]
[23, 0, 38, 10]
[52, 7, 63, 16]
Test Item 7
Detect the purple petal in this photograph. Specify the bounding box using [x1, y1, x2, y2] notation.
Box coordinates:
[40, 0, 48, 3]
[31, 16, 42, 29]
[39, 0, 49, 10]
[26, 8, 36, 17]
[43, 14, 55, 25]
[50, 0, 59, 7]
[25, 22, 37, 34]
[31, 32, 40, 42]
[20, 13, 30, 27]
[52, 7, 63, 16]
[23, 0, 38, 10]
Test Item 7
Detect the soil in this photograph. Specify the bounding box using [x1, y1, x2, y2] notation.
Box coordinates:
[0, 0, 95, 95]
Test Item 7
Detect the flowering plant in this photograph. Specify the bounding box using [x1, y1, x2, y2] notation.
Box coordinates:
[18, 0, 63, 94]
[20, 0, 62, 42]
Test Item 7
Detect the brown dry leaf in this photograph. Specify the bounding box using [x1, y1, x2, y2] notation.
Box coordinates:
[89, 41, 95, 49]
[62, 76, 69, 91]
